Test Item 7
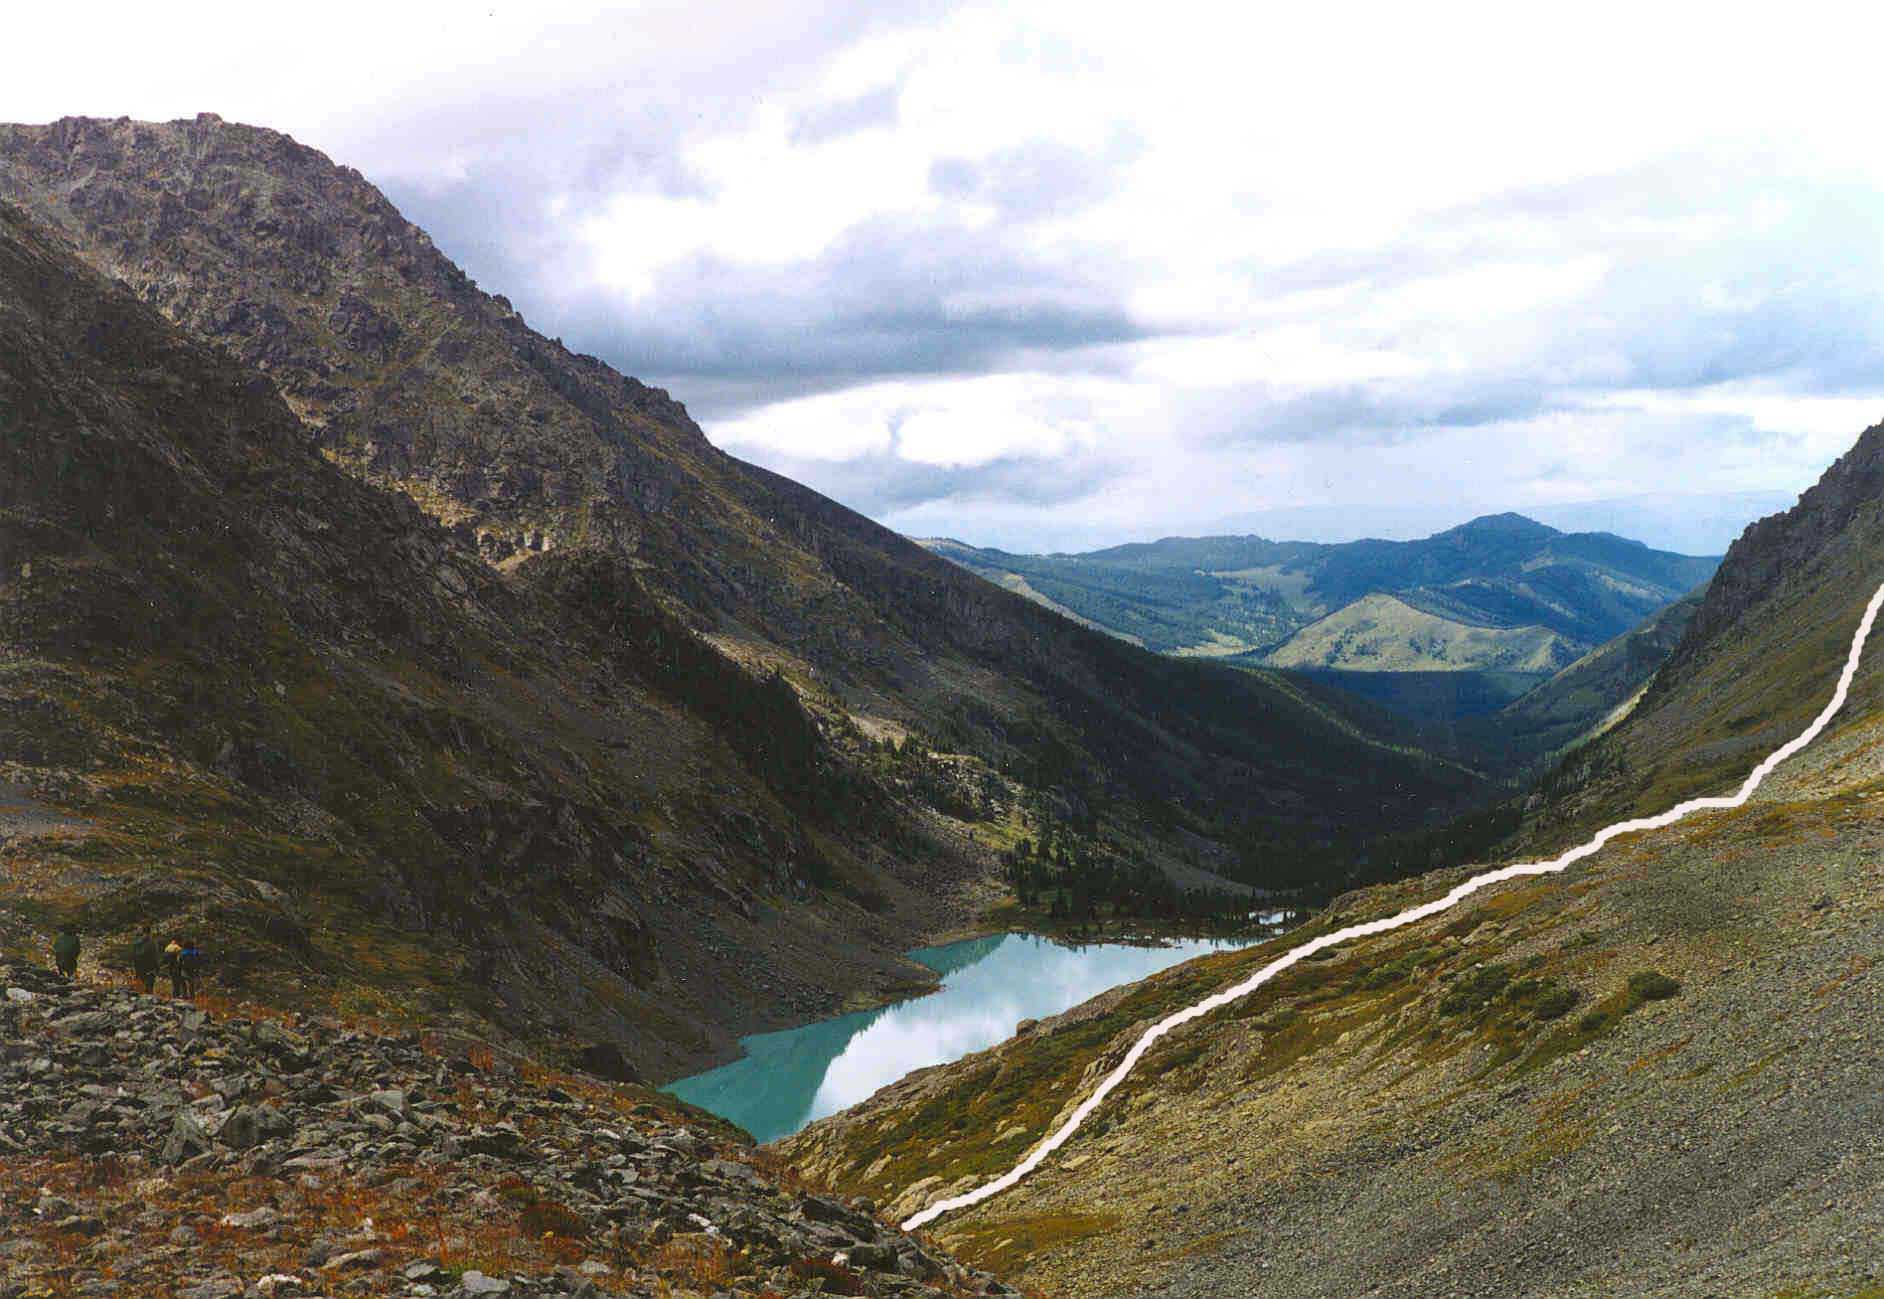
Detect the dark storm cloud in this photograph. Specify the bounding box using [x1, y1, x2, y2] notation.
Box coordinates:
[331, 4, 1149, 420]
[425, 208, 1155, 416]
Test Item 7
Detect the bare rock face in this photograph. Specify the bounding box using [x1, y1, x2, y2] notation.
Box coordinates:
[1518, 421, 1884, 848]
[0, 113, 688, 568]
[1674, 423, 1884, 659]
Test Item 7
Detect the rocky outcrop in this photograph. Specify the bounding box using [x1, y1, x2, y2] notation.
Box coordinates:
[0, 965, 1008, 1297]
[1668, 423, 1884, 672]
[0, 113, 693, 569]
[1519, 423, 1884, 847]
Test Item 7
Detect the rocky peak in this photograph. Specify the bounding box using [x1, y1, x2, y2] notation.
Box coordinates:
[1679, 422, 1884, 654]
[0, 114, 709, 569]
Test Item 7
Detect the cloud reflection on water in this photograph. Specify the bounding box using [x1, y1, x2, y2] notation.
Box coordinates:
[667, 933, 1246, 1143]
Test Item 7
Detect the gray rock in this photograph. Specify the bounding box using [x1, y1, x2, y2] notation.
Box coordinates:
[849, 1242, 899, 1271]
[220, 1206, 281, 1230]
[0, 962, 1002, 1299]
[367, 1087, 409, 1119]
[176, 1280, 242, 1299]
[218, 1104, 262, 1150]
[320, 1247, 384, 1271]
[703, 1157, 766, 1188]
[162, 1109, 213, 1165]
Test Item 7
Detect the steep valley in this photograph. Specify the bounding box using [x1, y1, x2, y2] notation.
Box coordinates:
[0, 115, 1485, 1090]
[4, 108, 1879, 1299]
[781, 429, 1884, 1298]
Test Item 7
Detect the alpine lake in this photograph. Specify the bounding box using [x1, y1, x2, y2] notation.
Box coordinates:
[664, 930, 1266, 1144]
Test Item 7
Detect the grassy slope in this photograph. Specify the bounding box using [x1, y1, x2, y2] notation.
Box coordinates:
[786, 680, 1884, 1299]
[1296, 589, 1709, 775]
[780, 433, 1884, 1297]
[1263, 593, 1576, 673]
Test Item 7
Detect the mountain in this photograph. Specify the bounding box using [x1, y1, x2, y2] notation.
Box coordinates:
[0, 196, 979, 1085]
[1320, 590, 1709, 775]
[1519, 424, 1884, 848]
[0, 119, 1482, 1070]
[924, 514, 1718, 726]
[1263, 592, 1575, 674]
[779, 428, 1884, 1296]
[1460, 588, 1705, 768]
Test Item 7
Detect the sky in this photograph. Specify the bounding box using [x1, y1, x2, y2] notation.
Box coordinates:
[10, 1, 1884, 555]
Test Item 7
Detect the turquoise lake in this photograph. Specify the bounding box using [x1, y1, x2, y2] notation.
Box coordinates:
[664, 932, 1252, 1144]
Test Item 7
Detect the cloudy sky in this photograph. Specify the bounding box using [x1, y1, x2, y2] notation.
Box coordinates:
[12, 1, 1884, 553]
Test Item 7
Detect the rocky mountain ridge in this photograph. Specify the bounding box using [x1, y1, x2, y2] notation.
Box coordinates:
[0, 112, 1485, 924]
[0, 196, 977, 1083]
[1520, 423, 1884, 850]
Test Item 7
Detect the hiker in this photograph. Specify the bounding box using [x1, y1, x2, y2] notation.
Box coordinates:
[52, 928, 79, 981]
[179, 939, 205, 998]
[130, 927, 159, 993]
[164, 939, 187, 998]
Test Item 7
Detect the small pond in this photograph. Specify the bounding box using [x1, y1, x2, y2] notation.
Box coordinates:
[664, 931, 1255, 1143]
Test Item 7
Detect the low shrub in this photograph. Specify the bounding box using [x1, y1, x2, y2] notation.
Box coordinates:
[519, 1200, 588, 1240]
[1505, 976, 1580, 1021]
[1358, 946, 1438, 990]
[1531, 985, 1580, 1021]
[1360, 964, 1405, 989]
[493, 1176, 535, 1208]
[1627, 971, 1682, 1002]
[788, 1255, 866, 1295]
[1440, 963, 1511, 1016]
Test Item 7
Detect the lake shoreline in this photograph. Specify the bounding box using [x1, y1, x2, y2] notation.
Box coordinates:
[664, 930, 1273, 1145]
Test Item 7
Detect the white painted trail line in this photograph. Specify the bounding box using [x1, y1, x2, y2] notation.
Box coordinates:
[901, 582, 1884, 1232]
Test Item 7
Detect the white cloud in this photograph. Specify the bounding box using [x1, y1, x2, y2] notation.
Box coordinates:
[8, 0, 1884, 551]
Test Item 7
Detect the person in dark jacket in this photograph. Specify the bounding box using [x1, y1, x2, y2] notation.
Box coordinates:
[52, 928, 79, 980]
[163, 939, 186, 998]
[130, 927, 160, 993]
[178, 939, 205, 998]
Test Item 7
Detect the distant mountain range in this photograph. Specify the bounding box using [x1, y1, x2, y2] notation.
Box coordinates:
[922, 515, 1719, 736]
